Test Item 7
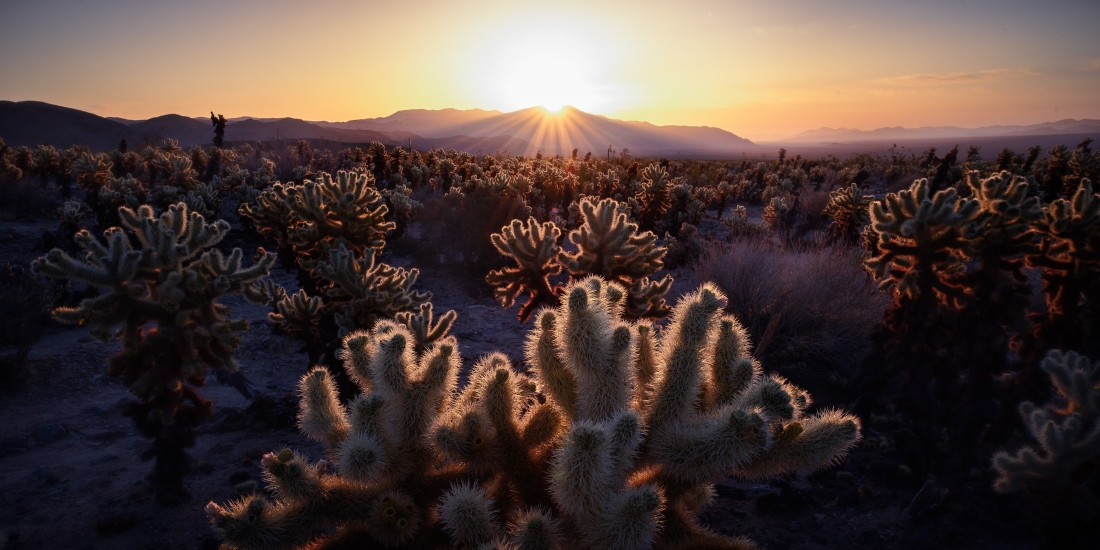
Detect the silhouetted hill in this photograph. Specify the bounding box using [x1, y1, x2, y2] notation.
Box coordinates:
[433, 106, 755, 157]
[129, 114, 213, 147]
[222, 118, 400, 145]
[317, 108, 502, 136]
[0, 100, 134, 150]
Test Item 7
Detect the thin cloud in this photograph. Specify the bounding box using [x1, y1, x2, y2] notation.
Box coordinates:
[878, 68, 1036, 86]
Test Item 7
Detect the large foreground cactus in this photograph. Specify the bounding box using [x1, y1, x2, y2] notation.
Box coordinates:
[208, 277, 860, 549]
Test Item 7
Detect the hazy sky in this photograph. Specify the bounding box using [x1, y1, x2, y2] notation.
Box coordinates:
[1, 0, 1097, 140]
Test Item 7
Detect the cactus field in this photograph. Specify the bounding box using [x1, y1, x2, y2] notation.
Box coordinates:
[0, 133, 1096, 550]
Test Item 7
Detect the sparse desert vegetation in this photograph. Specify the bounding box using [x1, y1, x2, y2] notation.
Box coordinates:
[1, 130, 1098, 549]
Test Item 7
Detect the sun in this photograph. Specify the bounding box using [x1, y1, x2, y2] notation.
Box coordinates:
[467, 16, 616, 113]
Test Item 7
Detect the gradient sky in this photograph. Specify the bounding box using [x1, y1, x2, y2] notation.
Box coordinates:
[1, 0, 1097, 140]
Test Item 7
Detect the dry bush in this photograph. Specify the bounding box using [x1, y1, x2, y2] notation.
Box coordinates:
[692, 236, 887, 385]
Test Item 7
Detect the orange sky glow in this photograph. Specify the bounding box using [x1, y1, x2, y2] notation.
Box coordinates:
[1, 0, 1097, 141]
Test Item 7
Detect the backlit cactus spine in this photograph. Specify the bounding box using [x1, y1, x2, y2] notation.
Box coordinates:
[207, 277, 861, 549]
[32, 203, 275, 504]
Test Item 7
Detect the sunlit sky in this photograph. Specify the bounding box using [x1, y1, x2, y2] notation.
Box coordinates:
[1, 0, 1097, 141]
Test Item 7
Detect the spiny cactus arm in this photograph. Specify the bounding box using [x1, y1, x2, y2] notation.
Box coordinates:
[199, 247, 277, 293]
[269, 289, 322, 337]
[509, 507, 562, 550]
[554, 278, 633, 422]
[644, 284, 726, 437]
[32, 228, 143, 288]
[395, 302, 457, 351]
[298, 367, 350, 449]
[649, 408, 768, 485]
[592, 485, 664, 550]
[341, 330, 375, 393]
[701, 317, 758, 412]
[632, 322, 659, 408]
[439, 482, 500, 548]
[287, 171, 395, 250]
[525, 309, 579, 421]
[366, 325, 460, 461]
[548, 422, 614, 518]
[207, 451, 383, 550]
[242, 274, 284, 306]
[335, 432, 388, 483]
[731, 374, 810, 427]
[734, 410, 862, 479]
[487, 217, 564, 322]
[624, 274, 673, 319]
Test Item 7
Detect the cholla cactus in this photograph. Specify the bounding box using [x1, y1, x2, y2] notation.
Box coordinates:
[864, 179, 978, 300]
[314, 244, 431, 338]
[382, 182, 422, 238]
[629, 164, 672, 232]
[238, 182, 295, 246]
[560, 198, 672, 318]
[664, 182, 705, 235]
[395, 302, 456, 353]
[72, 152, 113, 194]
[761, 196, 789, 232]
[858, 179, 978, 457]
[992, 350, 1100, 540]
[56, 199, 91, 241]
[487, 217, 564, 322]
[33, 203, 275, 503]
[1023, 179, 1100, 380]
[951, 171, 1045, 454]
[207, 277, 860, 549]
[822, 183, 872, 244]
[284, 170, 395, 269]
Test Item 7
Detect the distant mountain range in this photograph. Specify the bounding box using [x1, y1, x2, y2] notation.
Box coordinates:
[3, 100, 1095, 158]
[1, 101, 755, 157]
[783, 119, 1100, 143]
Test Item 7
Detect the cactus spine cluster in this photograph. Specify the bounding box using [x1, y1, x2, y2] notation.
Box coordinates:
[207, 276, 860, 549]
[32, 203, 275, 503]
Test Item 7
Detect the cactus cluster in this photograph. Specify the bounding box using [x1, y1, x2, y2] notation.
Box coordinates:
[32, 203, 275, 503]
[822, 182, 873, 244]
[207, 276, 860, 549]
[488, 197, 672, 322]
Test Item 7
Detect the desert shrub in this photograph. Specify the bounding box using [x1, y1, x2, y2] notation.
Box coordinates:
[693, 237, 886, 382]
[207, 277, 861, 550]
[0, 263, 59, 387]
